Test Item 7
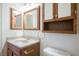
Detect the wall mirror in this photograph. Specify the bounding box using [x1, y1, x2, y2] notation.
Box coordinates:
[23, 6, 40, 30]
[10, 8, 23, 29]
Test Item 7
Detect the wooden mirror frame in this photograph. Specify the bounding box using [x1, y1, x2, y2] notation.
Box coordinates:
[23, 6, 40, 30]
[10, 8, 23, 30]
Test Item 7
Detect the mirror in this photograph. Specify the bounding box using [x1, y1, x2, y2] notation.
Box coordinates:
[23, 6, 40, 30]
[10, 6, 40, 30]
[10, 8, 23, 29]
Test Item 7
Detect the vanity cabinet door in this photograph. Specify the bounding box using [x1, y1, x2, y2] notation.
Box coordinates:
[7, 42, 21, 56]
[7, 48, 13, 56]
[44, 3, 54, 20]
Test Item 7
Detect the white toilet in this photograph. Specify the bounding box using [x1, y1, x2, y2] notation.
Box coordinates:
[43, 47, 71, 56]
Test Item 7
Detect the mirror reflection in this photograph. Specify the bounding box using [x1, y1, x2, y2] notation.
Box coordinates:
[11, 8, 22, 29]
[23, 7, 39, 30]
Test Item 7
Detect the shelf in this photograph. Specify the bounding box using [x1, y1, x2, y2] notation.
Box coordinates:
[43, 16, 73, 23]
[43, 19, 76, 34]
[42, 30, 75, 34]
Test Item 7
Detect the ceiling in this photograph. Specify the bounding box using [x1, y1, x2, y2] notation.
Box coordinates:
[10, 3, 41, 13]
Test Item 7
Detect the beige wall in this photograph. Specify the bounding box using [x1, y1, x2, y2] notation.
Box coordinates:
[23, 4, 79, 56]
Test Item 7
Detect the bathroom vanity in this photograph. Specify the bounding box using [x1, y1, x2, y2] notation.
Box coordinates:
[7, 37, 40, 56]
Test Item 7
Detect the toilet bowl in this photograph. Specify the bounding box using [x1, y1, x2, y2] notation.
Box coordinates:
[43, 47, 71, 56]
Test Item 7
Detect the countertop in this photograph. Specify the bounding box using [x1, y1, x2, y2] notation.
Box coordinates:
[7, 36, 40, 48]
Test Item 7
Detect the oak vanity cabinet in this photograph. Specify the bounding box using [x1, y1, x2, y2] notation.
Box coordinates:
[42, 3, 77, 34]
[7, 42, 40, 56]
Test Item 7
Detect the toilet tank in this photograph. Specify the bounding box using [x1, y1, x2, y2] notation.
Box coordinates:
[43, 47, 71, 56]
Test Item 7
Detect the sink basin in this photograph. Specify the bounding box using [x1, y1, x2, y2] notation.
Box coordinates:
[14, 40, 28, 43]
[13, 40, 28, 45]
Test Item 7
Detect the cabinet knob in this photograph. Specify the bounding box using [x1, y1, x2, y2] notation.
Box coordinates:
[24, 49, 34, 54]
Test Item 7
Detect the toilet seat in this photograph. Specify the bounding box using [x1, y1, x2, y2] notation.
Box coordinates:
[43, 47, 71, 56]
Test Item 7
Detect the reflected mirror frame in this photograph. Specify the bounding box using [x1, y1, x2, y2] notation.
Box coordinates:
[23, 6, 40, 30]
[10, 8, 23, 30]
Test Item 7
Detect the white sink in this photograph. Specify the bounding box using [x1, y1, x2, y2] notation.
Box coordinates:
[13, 40, 28, 45]
[7, 37, 40, 48]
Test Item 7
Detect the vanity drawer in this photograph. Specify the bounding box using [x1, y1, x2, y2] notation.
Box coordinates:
[21, 42, 40, 56]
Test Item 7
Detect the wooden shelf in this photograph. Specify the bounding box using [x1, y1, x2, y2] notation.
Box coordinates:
[42, 19, 76, 34]
[43, 16, 73, 23]
[42, 30, 75, 34]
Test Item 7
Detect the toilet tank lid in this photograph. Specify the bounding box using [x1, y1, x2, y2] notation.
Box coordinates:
[43, 47, 71, 56]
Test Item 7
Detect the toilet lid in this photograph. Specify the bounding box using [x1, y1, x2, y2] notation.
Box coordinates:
[43, 47, 71, 56]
